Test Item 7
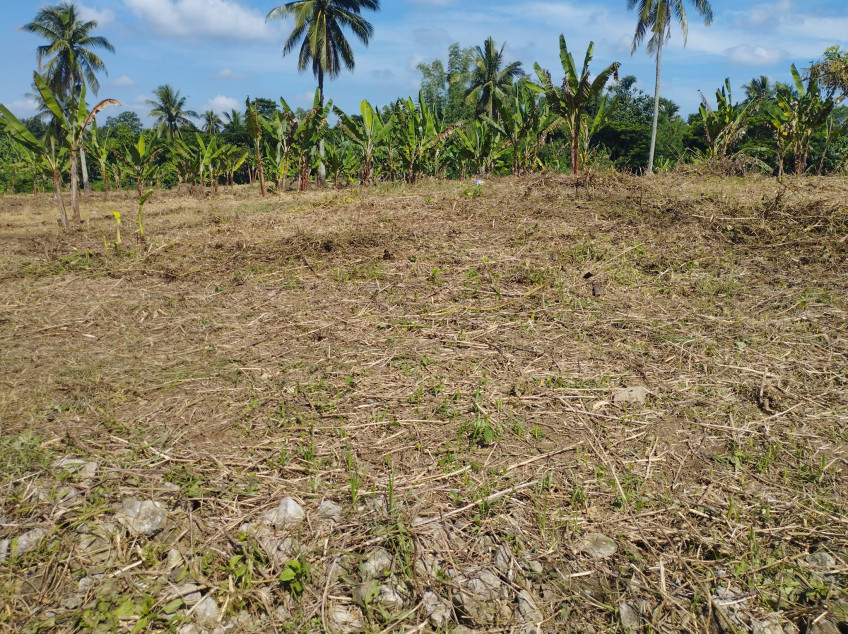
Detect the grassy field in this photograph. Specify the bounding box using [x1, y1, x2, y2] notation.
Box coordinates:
[1, 173, 847, 633]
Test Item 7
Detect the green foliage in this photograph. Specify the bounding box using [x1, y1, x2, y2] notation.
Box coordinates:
[532, 36, 620, 173]
[767, 64, 836, 176]
[698, 78, 758, 159]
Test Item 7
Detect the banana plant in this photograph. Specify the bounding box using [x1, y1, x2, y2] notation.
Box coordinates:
[116, 134, 163, 198]
[288, 90, 332, 191]
[264, 103, 297, 191]
[698, 78, 758, 160]
[0, 102, 70, 225]
[86, 121, 113, 198]
[394, 94, 462, 184]
[32, 72, 120, 222]
[245, 97, 267, 197]
[532, 37, 619, 174]
[322, 137, 357, 189]
[175, 134, 223, 191]
[217, 145, 248, 189]
[455, 120, 502, 177]
[767, 64, 836, 176]
[335, 100, 395, 185]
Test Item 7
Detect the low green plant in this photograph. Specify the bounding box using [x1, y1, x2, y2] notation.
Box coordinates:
[137, 189, 153, 245]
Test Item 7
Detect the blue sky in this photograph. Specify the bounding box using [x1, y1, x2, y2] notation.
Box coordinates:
[1, 0, 846, 122]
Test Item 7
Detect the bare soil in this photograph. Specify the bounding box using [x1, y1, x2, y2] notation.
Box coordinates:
[1, 173, 847, 633]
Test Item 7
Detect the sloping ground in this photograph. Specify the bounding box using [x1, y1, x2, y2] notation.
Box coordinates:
[0, 173, 847, 633]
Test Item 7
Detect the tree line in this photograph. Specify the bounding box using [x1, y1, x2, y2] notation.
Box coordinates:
[1, 1, 847, 229]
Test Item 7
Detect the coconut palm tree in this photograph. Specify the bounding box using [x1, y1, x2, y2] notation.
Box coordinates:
[146, 85, 198, 141]
[22, 2, 115, 98]
[22, 3, 115, 193]
[628, 0, 713, 174]
[464, 37, 523, 120]
[266, 0, 380, 185]
[742, 75, 776, 103]
[202, 110, 223, 135]
[266, 0, 380, 105]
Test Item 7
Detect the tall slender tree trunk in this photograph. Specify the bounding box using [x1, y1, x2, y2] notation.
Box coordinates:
[53, 170, 69, 228]
[317, 72, 327, 187]
[647, 33, 664, 176]
[70, 149, 81, 223]
[81, 147, 92, 193]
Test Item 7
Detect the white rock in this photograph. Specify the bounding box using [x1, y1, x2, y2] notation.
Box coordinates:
[619, 602, 641, 631]
[327, 604, 365, 633]
[517, 589, 544, 623]
[262, 497, 304, 527]
[317, 500, 343, 522]
[576, 533, 618, 559]
[613, 386, 650, 406]
[0, 539, 9, 563]
[360, 547, 393, 579]
[14, 527, 47, 556]
[116, 499, 167, 536]
[423, 591, 452, 628]
[194, 595, 219, 627]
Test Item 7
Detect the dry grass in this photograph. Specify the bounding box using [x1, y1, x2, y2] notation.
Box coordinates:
[1, 173, 847, 633]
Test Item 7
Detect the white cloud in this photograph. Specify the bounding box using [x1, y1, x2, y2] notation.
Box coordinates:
[113, 75, 135, 87]
[4, 98, 40, 119]
[77, 3, 116, 27]
[735, 0, 792, 29]
[122, 0, 279, 41]
[214, 68, 247, 80]
[201, 95, 240, 114]
[724, 45, 787, 66]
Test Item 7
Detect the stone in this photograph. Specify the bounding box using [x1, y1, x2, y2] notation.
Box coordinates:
[262, 497, 304, 527]
[805, 551, 836, 569]
[523, 557, 544, 575]
[0, 539, 9, 563]
[576, 533, 617, 559]
[256, 535, 300, 567]
[517, 589, 544, 623]
[807, 619, 841, 634]
[317, 500, 343, 522]
[353, 579, 381, 607]
[493, 544, 514, 580]
[451, 567, 504, 625]
[116, 499, 167, 536]
[13, 527, 47, 556]
[829, 599, 848, 623]
[360, 547, 393, 579]
[56, 486, 80, 507]
[327, 604, 365, 633]
[166, 549, 183, 570]
[414, 552, 439, 578]
[613, 386, 649, 406]
[177, 625, 201, 634]
[376, 581, 406, 613]
[619, 602, 641, 631]
[422, 591, 452, 628]
[169, 583, 202, 606]
[751, 613, 787, 634]
[194, 595, 219, 627]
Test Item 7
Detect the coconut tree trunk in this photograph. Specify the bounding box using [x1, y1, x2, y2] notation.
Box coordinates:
[647, 33, 664, 176]
[317, 71, 327, 187]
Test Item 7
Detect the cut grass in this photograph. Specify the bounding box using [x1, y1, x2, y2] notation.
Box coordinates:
[1, 173, 847, 632]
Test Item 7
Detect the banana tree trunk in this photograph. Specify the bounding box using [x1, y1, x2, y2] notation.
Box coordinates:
[81, 147, 92, 193]
[53, 169, 69, 228]
[255, 140, 266, 197]
[70, 149, 81, 223]
[647, 33, 663, 176]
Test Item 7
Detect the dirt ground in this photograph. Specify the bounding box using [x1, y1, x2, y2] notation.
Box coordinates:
[1, 173, 847, 633]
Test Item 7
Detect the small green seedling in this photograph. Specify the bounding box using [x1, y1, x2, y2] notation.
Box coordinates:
[112, 210, 122, 246]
